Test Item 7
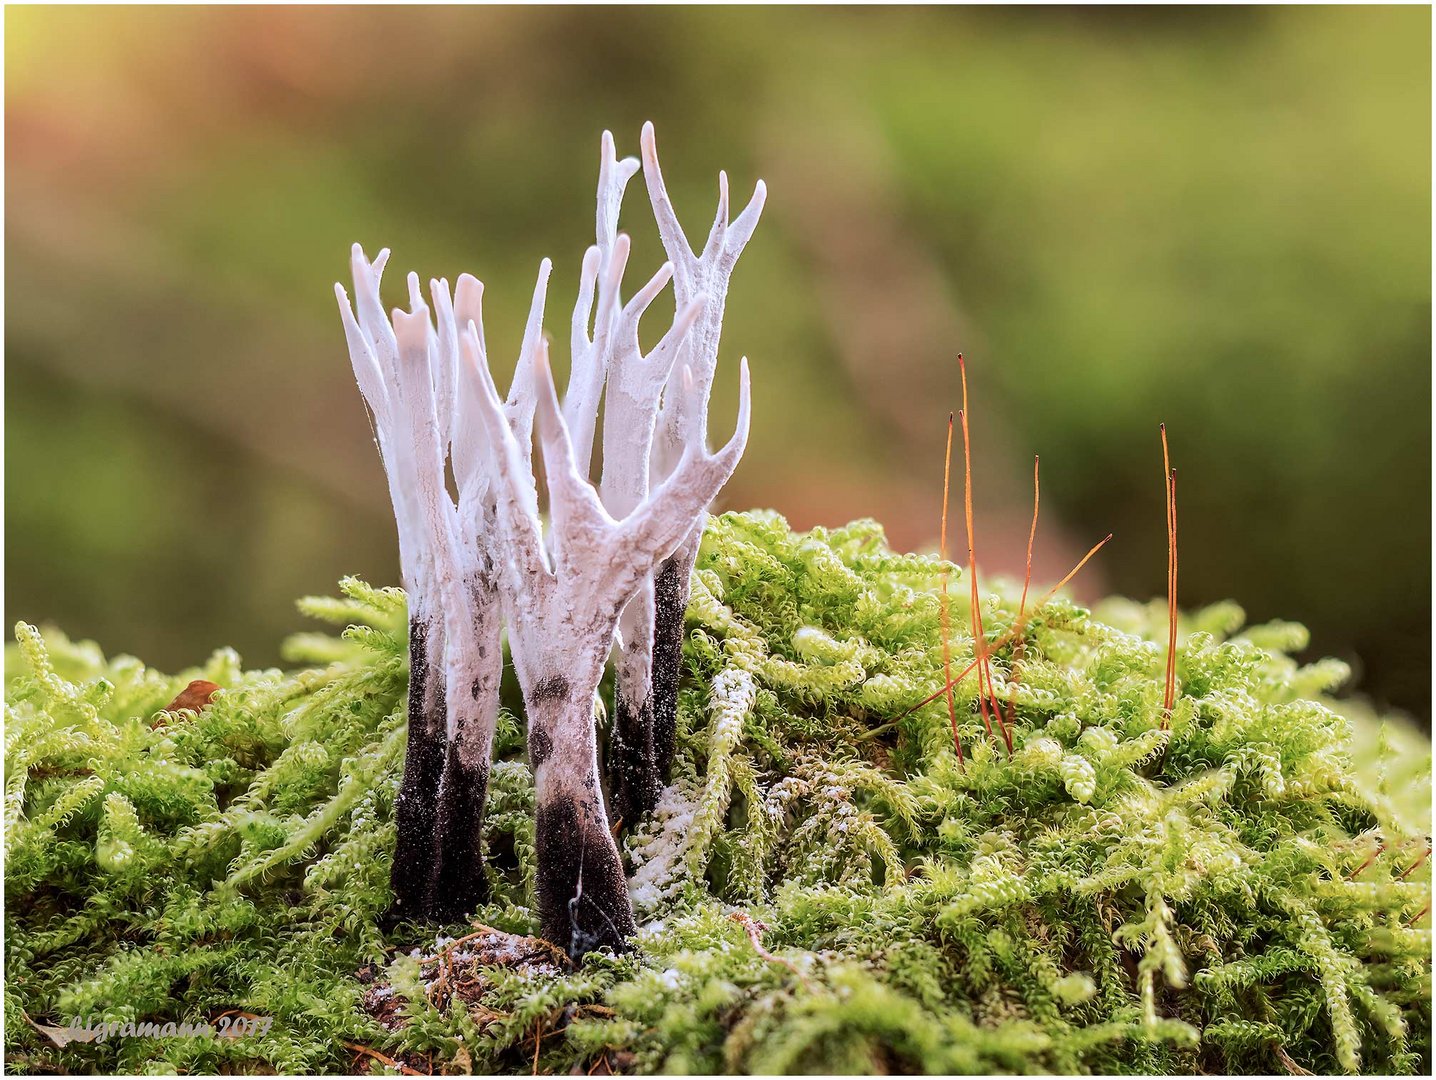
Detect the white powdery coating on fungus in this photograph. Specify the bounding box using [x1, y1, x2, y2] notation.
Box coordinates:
[336, 130, 758, 909]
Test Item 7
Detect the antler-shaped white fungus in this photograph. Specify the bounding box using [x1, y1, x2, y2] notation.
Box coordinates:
[461, 316, 749, 954]
[642, 121, 766, 474]
[601, 124, 765, 818]
[599, 257, 706, 822]
[562, 132, 641, 479]
[336, 126, 758, 956]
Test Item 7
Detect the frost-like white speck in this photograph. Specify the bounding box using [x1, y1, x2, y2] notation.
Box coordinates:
[628, 669, 756, 913]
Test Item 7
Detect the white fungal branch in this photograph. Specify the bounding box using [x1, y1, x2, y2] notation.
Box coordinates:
[563, 132, 641, 478]
[449, 273, 497, 539]
[391, 277, 464, 632]
[342, 252, 495, 754]
[596, 125, 766, 823]
[601, 267, 702, 517]
[506, 259, 552, 469]
[598, 251, 708, 822]
[337, 248, 433, 608]
[641, 120, 766, 472]
[392, 281, 500, 762]
[601, 273, 705, 663]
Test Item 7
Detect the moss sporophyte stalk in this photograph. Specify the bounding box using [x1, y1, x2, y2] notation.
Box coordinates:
[5, 125, 1432, 1075]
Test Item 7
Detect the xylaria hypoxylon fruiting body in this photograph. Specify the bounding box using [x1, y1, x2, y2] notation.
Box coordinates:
[336, 127, 760, 955]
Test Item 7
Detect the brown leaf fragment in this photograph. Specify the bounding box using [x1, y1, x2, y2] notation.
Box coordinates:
[153, 679, 221, 727]
[344, 1041, 428, 1075]
[27, 1015, 96, 1047]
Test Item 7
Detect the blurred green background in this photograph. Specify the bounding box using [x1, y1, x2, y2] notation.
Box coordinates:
[5, 6, 1430, 721]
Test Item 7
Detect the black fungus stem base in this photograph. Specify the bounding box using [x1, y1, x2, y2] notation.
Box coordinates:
[650, 556, 690, 788]
[529, 675, 638, 960]
[607, 683, 657, 830]
[535, 788, 637, 960]
[388, 617, 447, 924]
[428, 750, 491, 921]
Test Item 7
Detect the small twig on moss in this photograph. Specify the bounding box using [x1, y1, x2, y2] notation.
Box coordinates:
[343, 1041, 426, 1076]
[730, 911, 813, 991]
[1272, 1043, 1314, 1076]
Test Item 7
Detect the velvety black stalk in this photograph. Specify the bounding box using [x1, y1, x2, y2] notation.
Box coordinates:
[528, 674, 637, 961]
[649, 555, 690, 787]
[607, 678, 656, 831]
[388, 617, 447, 923]
[428, 752, 490, 921]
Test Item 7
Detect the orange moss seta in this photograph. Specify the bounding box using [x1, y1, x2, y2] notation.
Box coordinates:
[902, 532, 1113, 721]
[958, 357, 1010, 751]
[959, 408, 996, 745]
[1020, 454, 1040, 617]
[1397, 845, 1431, 881]
[1168, 469, 1178, 712]
[1349, 841, 1387, 880]
[1161, 424, 1178, 726]
[909, 356, 1112, 740]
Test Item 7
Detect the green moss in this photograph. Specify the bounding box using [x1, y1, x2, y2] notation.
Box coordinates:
[4, 512, 1430, 1074]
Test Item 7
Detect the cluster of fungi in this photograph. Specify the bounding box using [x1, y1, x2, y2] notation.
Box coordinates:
[335, 125, 764, 959]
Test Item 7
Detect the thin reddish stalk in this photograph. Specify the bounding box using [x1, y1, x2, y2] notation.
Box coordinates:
[1397, 846, 1431, 881]
[1349, 842, 1387, 880]
[901, 532, 1113, 720]
[1041, 533, 1113, 607]
[939, 413, 964, 766]
[1167, 468, 1178, 713]
[1161, 425, 1178, 726]
[959, 358, 1011, 751]
[958, 408, 995, 743]
[1405, 899, 1430, 928]
[1020, 454, 1040, 616]
[1162, 425, 1172, 715]
[1004, 455, 1040, 733]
